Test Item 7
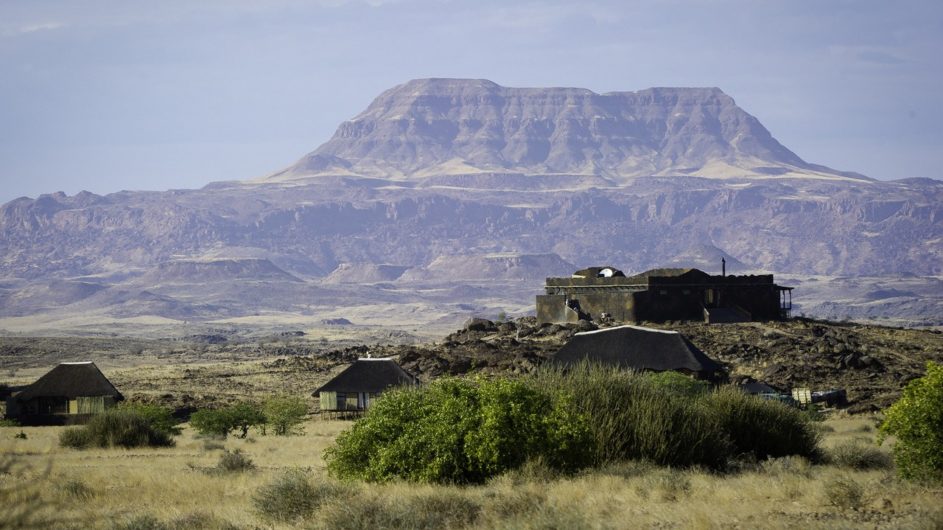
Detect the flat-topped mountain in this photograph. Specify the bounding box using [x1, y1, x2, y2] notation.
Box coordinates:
[0, 79, 940, 332]
[272, 78, 865, 185]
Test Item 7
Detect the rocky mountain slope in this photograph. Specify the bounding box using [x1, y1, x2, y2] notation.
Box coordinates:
[0, 79, 940, 331]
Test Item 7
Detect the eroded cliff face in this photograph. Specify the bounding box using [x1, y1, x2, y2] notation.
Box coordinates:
[0, 80, 940, 328]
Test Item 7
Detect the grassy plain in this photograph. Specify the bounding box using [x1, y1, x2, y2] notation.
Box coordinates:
[2, 415, 941, 530]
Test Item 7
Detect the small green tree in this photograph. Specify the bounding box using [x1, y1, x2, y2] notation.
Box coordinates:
[227, 402, 266, 438]
[190, 402, 265, 438]
[263, 396, 308, 436]
[190, 409, 233, 438]
[879, 361, 943, 483]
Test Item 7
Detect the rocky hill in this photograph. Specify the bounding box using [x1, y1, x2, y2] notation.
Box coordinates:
[0, 80, 940, 331]
[377, 317, 943, 413]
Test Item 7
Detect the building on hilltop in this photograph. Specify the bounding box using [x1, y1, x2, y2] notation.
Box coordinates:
[313, 357, 418, 416]
[552, 325, 725, 381]
[4, 362, 124, 425]
[537, 265, 792, 324]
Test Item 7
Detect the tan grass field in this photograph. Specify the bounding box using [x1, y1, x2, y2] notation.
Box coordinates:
[2, 414, 941, 530]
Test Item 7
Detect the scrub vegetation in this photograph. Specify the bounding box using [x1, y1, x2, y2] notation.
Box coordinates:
[2, 414, 941, 529]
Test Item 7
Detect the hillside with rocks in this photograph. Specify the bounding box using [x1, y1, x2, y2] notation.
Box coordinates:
[364, 317, 943, 413]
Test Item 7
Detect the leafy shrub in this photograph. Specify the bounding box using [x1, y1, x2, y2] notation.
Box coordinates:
[216, 449, 255, 473]
[253, 469, 346, 522]
[0, 419, 20, 427]
[532, 364, 731, 469]
[262, 396, 307, 436]
[827, 440, 894, 470]
[824, 475, 866, 510]
[325, 378, 593, 484]
[703, 387, 821, 461]
[58, 409, 174, 449]
[191, 402, 265, 439]
[14, 431, 27, 440]
[117, 403, 181, 436]
[879, 361, 943, 483]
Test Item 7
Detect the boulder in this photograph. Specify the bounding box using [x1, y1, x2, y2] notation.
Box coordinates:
[463, 318, 497, 332]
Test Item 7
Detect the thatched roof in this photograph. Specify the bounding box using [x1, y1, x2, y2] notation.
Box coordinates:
[552, 325, 723, 375]
[314, 358, 418, 395]
[16, 362, 123, 400]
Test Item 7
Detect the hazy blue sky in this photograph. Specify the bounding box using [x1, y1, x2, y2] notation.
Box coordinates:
[1, 0, 941, 203]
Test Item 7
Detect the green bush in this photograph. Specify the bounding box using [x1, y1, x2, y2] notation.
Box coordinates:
[532, 364, 732, 469]
[703, 387, 821, 461]
[879, 361, 943, 483]
[325, 378, 593, 484]
[326, 366, 822, 482]
[58, 409, 175, 449]
[262, 396, 307, 436]
[253, 469, 346, 522]
[117, 403, 181, 436]
[646, 371, 710, 397]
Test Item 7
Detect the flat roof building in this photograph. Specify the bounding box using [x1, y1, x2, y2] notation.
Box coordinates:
[537, 266, 792, 324]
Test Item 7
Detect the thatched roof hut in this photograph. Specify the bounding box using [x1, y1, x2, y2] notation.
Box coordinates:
[313, 358, 418, 414]
[552, 325, 725, 380]
[5, 362, 123, 424]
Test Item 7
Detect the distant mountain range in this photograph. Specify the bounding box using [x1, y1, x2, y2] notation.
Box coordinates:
[1, 79, 940, 333]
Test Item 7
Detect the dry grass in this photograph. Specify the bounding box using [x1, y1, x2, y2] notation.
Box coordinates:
[1, 415, 941, 529]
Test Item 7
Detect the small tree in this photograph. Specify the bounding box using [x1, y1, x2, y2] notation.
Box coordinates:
[190, 402, 265, 438]
[227, 402, 266, 438]
[263, 396, 308, 436]
[879, 361, 943, 483]
[190, 409, 233, 438]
